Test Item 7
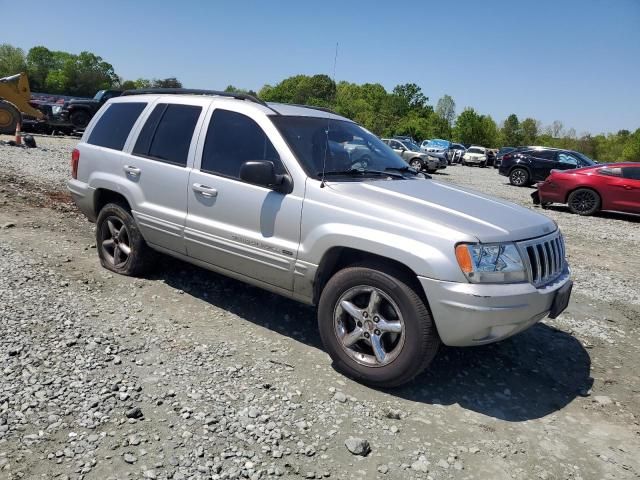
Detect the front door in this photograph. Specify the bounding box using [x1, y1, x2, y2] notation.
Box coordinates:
[185, 107, 303, 290]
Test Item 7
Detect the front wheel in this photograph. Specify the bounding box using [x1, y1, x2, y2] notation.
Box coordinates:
[409, 159, 422, 171]
[96, 203, 152, 276]
[0, 101, 21, 135]
[318, 266, 440, 388]
[70, 110, 91, 129]
[568, 188, 600, 216]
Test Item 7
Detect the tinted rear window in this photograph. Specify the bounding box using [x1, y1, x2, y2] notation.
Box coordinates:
[88, 102, 146, 150]
[530, 150, 556, 160]
[133, 103, 202, 166]
[623, 167, 640, 180]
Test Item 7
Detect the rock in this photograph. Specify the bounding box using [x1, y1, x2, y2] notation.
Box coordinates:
[123, 453, 137, 464]
[594, 396, 612, 406]
[377, 464, 389, 474]
[411, 457, 430, 473]
[333, 392, 347, 403]
[1, 222, 16, 229]
[345, 437, 370, 456]
[437, 459, 449, 469]
[126, 406, 143, 419]
[143, 471, 157, 479]
[248, 406, 260, 418]
[128, 435, 141, 446]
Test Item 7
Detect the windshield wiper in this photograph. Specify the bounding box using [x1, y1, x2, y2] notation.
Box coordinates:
[385, 166, 431, 178]
[319, 168, 404, 179]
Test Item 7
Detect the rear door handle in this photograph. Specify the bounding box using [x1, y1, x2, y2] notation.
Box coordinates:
[123, 165, 141, 177]
[192, 183, 218, 197]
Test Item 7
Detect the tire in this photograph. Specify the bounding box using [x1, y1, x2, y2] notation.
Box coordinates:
[318, 265, 440, 388]
[568, 188, 600, 216]
[480, 162, 487, 168]
[427, 168, 437, 174]
[0, 101, 22, 135]
[409, 159, 422, 171]
[70, 110, 91, 129]
[509, 167, 530, 186]
[96, 203, 152, 276]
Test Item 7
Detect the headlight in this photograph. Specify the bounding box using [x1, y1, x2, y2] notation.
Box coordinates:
[51, 105, 62, 115]
[455, 243, 526, 283]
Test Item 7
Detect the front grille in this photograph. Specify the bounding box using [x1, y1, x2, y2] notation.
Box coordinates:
[518, 231, 566, 287]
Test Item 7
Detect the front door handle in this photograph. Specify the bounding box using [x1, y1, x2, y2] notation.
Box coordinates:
[192, 183, 218, 198]
[123, 165, 141, 177]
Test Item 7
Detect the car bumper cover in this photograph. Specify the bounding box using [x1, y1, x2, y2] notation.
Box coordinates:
[419, 271, 572, 346]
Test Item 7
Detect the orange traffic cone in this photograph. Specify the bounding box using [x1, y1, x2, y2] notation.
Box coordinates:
[15, 122, 22, 146]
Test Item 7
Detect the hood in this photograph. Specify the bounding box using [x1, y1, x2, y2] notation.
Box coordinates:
[328, 179, 556, 243]
[68, 98, 98, 106]
[465, 151, 485, 157]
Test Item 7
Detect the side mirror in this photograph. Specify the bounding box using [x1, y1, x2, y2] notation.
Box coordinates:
[239, 161, 292, 193]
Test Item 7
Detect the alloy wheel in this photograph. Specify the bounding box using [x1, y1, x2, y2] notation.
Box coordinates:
[99, 216, 131, 268]
[333, 286, 405, 367]
[570, 190, 597, 213]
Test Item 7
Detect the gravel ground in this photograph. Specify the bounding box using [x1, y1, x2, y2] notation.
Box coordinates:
[1, 136, 639, 479]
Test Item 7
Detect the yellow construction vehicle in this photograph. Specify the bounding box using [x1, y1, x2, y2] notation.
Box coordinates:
[0, 73, 44, 134]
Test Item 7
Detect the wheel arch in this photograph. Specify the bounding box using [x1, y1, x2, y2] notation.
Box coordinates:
[94, 188, 132, 217]
[564, 185, 601, 205]
[312, 246, 426, 306]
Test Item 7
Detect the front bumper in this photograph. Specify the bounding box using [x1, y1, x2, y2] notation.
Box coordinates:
[419, 270, 571, 346]
[67, 179, 97, 222]
[464, 157, 486, 164]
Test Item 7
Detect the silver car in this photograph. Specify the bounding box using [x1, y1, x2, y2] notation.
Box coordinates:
[382, 138, 442, 173]
[68, 90, 572, 388]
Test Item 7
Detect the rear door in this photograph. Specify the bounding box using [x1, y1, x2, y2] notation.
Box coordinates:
[185, 105, 303, 290]
[121, 97, 209, 254]
[529, 150, 558, 180]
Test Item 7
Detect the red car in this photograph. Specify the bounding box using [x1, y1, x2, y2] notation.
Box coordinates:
[532, 163, 640, 216]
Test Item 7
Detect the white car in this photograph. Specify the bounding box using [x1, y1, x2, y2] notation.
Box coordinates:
[462, 146, 488, 167]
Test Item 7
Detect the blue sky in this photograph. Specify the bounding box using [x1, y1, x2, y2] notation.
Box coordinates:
[4, 0, 639, 134]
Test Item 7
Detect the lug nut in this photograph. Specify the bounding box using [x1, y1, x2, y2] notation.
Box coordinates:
[356, 321, 362, 327]
[373, 316, 379, 323]
[363, 312, 369, 318]
[364, 332, 370, 338]
[374, 329, 381, 336]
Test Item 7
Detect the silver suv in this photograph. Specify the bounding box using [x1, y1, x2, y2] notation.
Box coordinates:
[68, 89, 573, 388]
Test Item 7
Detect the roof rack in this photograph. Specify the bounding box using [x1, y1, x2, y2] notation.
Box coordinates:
[121, 88, 278, 112]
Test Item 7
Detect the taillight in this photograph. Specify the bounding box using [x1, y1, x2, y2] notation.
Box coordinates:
[503, 153, 513, 161]
[71, 148, 80, 179]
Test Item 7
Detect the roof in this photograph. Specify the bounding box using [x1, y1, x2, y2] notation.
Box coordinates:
[266, 102, 351, 121]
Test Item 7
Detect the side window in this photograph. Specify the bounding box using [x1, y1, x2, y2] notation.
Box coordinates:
[598, 167, 622, 177]
[87, 102, 146, 150]
[389, 141, 401, 149]
[622, 167, 640, 180]
[557, 153, 578, 165]
[201, 109, 282, 179]
[532, 150, 556, 161]
[133, 103, 202, 166]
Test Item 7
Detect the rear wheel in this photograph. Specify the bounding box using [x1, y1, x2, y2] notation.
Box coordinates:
[509, 167, 530, 186]
[318, 265, 440, 388]
[568, 188, 600, 216]
[0, 101, 21, 135]
[96, 203, 152, 276]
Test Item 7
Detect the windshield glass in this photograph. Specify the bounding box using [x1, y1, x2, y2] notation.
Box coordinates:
[573, 152, 597, 165]
[427, 139, 450, 149]
[401, 140, 421, 152]
[272, 116, 409, 178]
[93, 90, 104, 100]
[467, 147, 484, 154]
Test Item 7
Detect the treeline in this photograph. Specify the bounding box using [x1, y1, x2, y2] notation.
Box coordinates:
[0, 44, 182, 97]
[253, 74, 640, 163]
[1, 43, 638, 161]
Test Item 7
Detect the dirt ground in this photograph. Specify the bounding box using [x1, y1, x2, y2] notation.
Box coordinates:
[0, 137, 639, 479]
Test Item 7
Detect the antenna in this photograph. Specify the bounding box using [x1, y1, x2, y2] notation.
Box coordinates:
[320, 42, 339, 189]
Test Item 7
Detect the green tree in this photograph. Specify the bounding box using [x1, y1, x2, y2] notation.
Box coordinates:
[435, 94, 456, 127]
[502, 114, 522, 146]
[25, 46, 55, 91]
[520, 117, 538, 145]
[0, 44, 27, 78]
[151, 77, 182, 88]
[392, 83, 428, 112]
[259, 74, 336, 107]
[454, 108, 484, 145]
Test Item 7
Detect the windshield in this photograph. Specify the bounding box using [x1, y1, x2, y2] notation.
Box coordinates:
[401, 140, 421, 152]
[271, 116, 409, 178]
[573, 152, 597, 165]
[93, 90, 105, 100]
[427, 139, 450, 149]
